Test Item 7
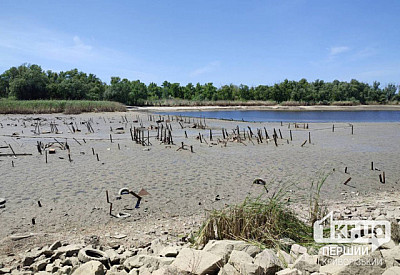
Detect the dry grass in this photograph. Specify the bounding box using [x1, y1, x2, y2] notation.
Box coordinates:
[194, 190, 313, 248]
[0, 100, 126, 114]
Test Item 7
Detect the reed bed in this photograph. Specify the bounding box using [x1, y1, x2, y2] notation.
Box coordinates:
[0, 100, 126, 114]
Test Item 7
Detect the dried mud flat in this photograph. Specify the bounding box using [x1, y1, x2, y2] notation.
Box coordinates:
[0, 111, 399, 257]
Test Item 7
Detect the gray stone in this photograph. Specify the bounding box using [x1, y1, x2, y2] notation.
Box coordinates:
[381, 240, 396, 250]
[22, 256, 35, 266]
[319, 250, 386, 274]
[0, 268, 11, 274]
[277, 250, 294, 265]
[228, 250, 261, 275]
[57, 244, 83, 257]
[33, 259, 49, 272]
[276, 268, 300, 275]
[293, 253, 320, 274]
[0, 198, 5, 205]
[382, 266, 400, 275]
[123, 255, 173, 271]
[50, 241, 62, 251]
[253, 249, 283, 274]
[381, 245, 400, 267]
[290, 244, 307, 257]
[72, 260, 105, 275]
[105, 249, 121, 265]
[171, 247, 223, 275]
[58, 265, 72, 274]
[218, 263, 241, 275]
[159, 246, 180, 257]
[150, 239, 165, 256]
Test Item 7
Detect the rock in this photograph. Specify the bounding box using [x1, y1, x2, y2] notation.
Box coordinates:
[253, 249, 283, 274]
[50, 241, 62, 251]
[0, 198, 5, 205]
[22, 256, 35, 266]
[0, 268, 11, 274]
[72, 260, 105, 275]
[159, 246, 180, 257]
[319, 250, 386, 274]
[276, 268, 300, 275]
[57, 244, 83, 257]
[33, 259, 49, 272]
[105, 249, 121, 265]
[381, 246, 400, 267]
[45, 263, 59, 273]
[123, 255, 173, 271]
[150, 239, 165, 256]
[171, 247, 223, 275]
[58, 265, 72, 274]
[203, 240, 235, 263]
[290, 244, 307, 257]
[228, 250, 262, 275]
[293, 253, 320, 274]
[152, 266, 182, 275]
[277, 250, 294, 265]
[203, 240, 261, 262]
[381, 239, 396, 249]
[218, 263, 241, 275]
[383, 266, 400, 275]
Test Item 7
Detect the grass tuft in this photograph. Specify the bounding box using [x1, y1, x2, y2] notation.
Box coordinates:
[194, 190, 313, 249]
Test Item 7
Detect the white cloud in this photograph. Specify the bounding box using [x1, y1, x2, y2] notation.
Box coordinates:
[329, 46, 350, 56]
[189, 61, 220, 77]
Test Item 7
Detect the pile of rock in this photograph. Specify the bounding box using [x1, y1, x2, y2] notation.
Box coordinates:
[1, 235, 400, 274]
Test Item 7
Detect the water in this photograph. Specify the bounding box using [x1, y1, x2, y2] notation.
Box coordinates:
[157, 110, 400, 123]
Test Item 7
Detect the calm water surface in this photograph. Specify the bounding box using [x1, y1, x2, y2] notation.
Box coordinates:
[158, 110, 400, 123]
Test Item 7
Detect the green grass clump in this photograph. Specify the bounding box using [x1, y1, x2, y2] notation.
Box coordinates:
[0, 99, 126, 114]
[194, 194, 313, 248]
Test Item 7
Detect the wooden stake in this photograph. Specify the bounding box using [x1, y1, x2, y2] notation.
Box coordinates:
[308, 132, 311, 143]
[45, 151, 48, 163]
[96, 154, 99, 161]
[290, 130, 292, 141]
[371, 161, 374, 170]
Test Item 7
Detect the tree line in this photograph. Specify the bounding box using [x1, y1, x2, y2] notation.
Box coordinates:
[0, 64, 398, 105]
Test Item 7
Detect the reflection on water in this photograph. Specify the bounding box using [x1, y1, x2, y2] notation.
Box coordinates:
[158, 110, 400, 123]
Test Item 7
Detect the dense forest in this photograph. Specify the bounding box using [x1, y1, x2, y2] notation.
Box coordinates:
[0, 64, 398, 106]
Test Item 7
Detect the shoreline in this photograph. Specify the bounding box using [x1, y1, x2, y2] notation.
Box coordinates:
[132, 104, 400, 112]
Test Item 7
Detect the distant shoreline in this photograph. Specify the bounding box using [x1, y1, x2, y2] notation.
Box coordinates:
[132, 104, 400, 112]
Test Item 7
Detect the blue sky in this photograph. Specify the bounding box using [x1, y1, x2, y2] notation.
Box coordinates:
[0, 0, 399, 86]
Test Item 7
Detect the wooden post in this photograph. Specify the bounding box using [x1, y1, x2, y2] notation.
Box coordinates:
[190, 145, 193, 153]
[45, 151, 48, 163]
[345, 167, 348, 174]
[92, 148, 95, 155]
[222, 128, 226, 139]
[199, 133, 202, 143]
[290, 130, 292, 141]
[96, 154, 99, 161]
[130, 128, 134, 141]
[118, 143, 120, 150]
[185, 131, 188, 138]
[68, 153, 72, 162]
[371, 162, 374, 170]
[332, 124, 334, 132]
[382, 172, 385, 183]
[12, 161, 14, 167]
[351, 125, 354, 135]
[278, 129, 283, 139]
[110, 134, 113, 143]
[308, 132, 311, 143]
[210, 129, 213, 141]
